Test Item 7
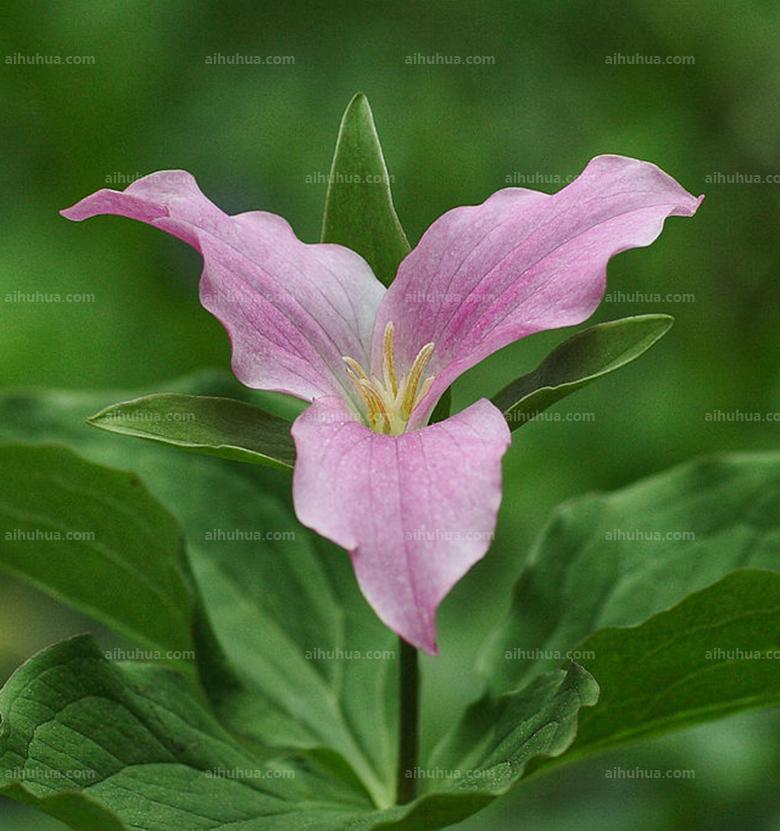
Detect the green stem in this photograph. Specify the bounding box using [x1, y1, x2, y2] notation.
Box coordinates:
[396, 637, 420, 804]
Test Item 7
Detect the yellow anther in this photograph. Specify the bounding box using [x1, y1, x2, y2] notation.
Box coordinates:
[359, 379, 391, 432]
[347, 372, 376, 417]
[343, 356, 369, 380]
[382, 322, 398, 396]
[400, 343, 434, 420]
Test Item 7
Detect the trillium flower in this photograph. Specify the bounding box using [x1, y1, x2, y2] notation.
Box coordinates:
[62, 155, 701, 653]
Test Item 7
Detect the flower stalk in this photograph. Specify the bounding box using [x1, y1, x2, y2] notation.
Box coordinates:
[397, 637, 420, 804]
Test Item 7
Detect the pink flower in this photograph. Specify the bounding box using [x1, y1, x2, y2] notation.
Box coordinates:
[62, 155, 701, 653]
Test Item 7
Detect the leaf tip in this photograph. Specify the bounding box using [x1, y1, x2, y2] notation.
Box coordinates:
[86, 405, 119, 433]
[342, 91, 374, 124]
[651, 312, 675, 330]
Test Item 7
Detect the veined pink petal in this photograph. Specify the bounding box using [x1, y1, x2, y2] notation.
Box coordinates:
[62, 171, 385, 403]
[291, 397, 511, 653]
[374, 155, 703, 428]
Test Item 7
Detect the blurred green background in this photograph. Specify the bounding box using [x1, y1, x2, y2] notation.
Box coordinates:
[1, 0, 778, 828]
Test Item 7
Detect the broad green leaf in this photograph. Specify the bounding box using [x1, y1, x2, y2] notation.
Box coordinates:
[539, 569, 780, 768]
[491, 314, 673, 429]
[88, 393, 296, 470]
[481, 452, 780, 693]
[419, 661, 598, 794]
[0, 443, 194, 659]
[0, 375, 399, 809]
[0, 636, 372, 830]
[362, 662, 597, 829]
[321, 93, 410, 286]
[0, 787, 125, 831]
[433, 453, 780, 781]
[0, 636, 596, 831]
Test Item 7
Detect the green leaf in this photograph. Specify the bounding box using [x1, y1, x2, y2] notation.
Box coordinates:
[0, 443, 194, 659]
[87, 393, 296, 470]
[539, 570, 780, 769]
[0, 636, 372, 830]
[445, 453, 780, 780]
[0, 787, 125, 831]
[321, 93, 410, 286]
[0, 637, 597, 831]
[421, 662, 598, 793]
[481, 452, 780, 693]
[0, 376, 399, 809]
[491, 314, 673, 429]
[361, 662, 598, 829]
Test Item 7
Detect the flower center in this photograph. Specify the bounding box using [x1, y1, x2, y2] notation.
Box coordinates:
[343, 322, 435, 435]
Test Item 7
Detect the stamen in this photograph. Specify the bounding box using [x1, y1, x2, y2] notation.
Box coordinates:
[343, 356, 369, 380]
[382, 322, 398, 396]
[341, 327, 437, 435]
[401, 343, 434, 419]
[359, 380, 390, 432]
[345, 365, 376, 415]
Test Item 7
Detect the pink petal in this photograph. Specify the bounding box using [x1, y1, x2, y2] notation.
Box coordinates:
[62, 171, 385, 402]
[373, 155, 703, 428]
[291, 397, 511, 653]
